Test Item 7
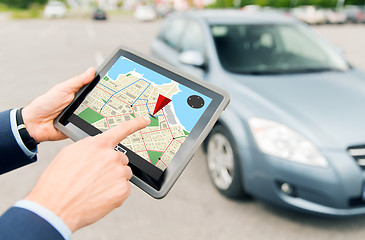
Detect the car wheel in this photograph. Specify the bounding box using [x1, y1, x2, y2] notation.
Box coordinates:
[206, 125, 248, 199]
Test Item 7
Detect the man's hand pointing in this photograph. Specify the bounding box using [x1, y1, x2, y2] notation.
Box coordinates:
[25, 116, 151, 232]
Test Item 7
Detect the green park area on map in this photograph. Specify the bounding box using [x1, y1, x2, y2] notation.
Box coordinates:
[148, 151, 163, 165]
[149, 116, 159, 127]
[78, 108, 104, 124]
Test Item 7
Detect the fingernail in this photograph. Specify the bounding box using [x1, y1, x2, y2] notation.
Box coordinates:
[143, 116, 151, 124]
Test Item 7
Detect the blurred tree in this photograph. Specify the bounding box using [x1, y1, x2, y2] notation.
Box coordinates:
[0, 0, 47, 9]
[345, 0, 365, 5]
[208, 0, 234, 8]
[0, 0, 9, 6]
[272, 0, 292, 7]
[321, 0, 337, 7]
[240, 0, 257, 6]
[255, 0, 270, 6]
[297, 0, 318, 5]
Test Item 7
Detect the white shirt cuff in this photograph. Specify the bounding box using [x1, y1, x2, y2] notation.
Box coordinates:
[14, 200, 72, 240]
[10, 108, 38, 158]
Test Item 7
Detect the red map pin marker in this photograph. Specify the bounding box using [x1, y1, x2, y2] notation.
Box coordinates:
[153, 94, 172, 115]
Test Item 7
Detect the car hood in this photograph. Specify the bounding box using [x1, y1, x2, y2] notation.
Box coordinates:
[222, 69, 365, 150]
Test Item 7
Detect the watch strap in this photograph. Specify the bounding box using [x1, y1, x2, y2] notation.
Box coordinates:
[15, 108, 38, 151]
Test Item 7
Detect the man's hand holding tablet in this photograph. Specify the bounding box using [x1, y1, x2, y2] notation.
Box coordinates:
[14, 66, 150, 233]
[0, 45, 228, 240]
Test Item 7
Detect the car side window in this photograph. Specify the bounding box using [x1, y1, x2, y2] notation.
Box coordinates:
[159, 18, 187, 50]
[179, 21, 205, 54]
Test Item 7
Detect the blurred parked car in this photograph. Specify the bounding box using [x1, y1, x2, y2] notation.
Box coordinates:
[344, 5, 364, 23]
[134, 5, 157, 21]
[291, 6, 326, 24]
[241, 5, 261, 13]
[92, 8, 107, 20]
[324, 9, 346, 24]
[151, 10, 365, 216]
[155, 3, 173, 18]
[44, 1, 67, 18]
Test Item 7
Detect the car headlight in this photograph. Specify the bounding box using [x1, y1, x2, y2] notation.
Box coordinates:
[248, 118, 328, 168]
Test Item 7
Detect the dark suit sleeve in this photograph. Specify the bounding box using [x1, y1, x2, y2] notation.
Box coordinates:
[0, 111, 66, 239]
[0, 110, 37, 174]
[0, 207, 64, 240]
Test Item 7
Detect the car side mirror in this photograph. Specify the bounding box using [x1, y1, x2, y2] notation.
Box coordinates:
[179, 51, 206, 69]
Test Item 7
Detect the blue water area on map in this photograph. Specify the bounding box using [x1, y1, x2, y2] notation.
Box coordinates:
[171, 85, 211, 132]
[107, 56, 212, 132]
[108, 57, 172, 84]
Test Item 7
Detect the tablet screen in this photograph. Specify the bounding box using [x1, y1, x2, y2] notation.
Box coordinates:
[72, 56, 212, 180]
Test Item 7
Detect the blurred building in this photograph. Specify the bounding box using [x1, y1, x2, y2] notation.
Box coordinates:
[67, 0, 214, 10]
[169, 0, 215, 10]
[67, 0, 119, 10]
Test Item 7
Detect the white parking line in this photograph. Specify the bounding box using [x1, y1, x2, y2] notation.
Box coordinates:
[94, 51, 104, 66]
[86, 23, 96, 40]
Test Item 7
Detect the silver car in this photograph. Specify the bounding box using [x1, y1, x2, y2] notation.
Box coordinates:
[44, 1, 67, 18]
[151, 10, 365, 216]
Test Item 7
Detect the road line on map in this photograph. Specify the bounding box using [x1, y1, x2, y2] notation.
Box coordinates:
[134, 150, 147, 153]
[139, 130, 152, 163]
[106, 117, 110, 129]
[98, 84, 116, 93]
[108, 113, 134, 118]
[133, 102, 156, 107]
[174, 139, 183, 145]
[160, 139, 174, 159]
[158, 160, 167, 167]
[96, 85, 131, 105]
[142, 128, 170, 135]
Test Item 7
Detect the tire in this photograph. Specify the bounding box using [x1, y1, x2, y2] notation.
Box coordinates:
[205, 125, 248, 199]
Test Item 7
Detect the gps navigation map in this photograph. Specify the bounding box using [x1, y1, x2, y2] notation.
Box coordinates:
[74, 56, 212, 172]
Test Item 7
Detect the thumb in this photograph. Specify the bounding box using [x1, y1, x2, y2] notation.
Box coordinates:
[99, 116, 151, 147]
[61, 67, 96, 93]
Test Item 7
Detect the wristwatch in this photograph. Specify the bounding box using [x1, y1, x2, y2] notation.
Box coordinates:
[16, 108, 38, 151]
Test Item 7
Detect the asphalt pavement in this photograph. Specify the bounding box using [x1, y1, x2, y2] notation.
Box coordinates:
[0, 15, 365, 240]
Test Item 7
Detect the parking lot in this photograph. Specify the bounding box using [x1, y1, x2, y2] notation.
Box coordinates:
[1, 15, 365, 240]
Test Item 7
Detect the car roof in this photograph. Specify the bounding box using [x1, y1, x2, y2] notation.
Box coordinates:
[171, 10, 298, 25]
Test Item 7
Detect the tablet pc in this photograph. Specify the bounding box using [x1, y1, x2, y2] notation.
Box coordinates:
[54, 46, 230, 199]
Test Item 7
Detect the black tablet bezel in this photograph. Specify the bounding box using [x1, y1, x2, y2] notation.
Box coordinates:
[55, 47, 229, 198]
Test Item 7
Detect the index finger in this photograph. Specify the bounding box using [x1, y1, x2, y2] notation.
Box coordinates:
[99, 116, 151, 147]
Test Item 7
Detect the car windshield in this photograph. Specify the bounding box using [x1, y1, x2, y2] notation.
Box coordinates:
[211, 24, 349, 74]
